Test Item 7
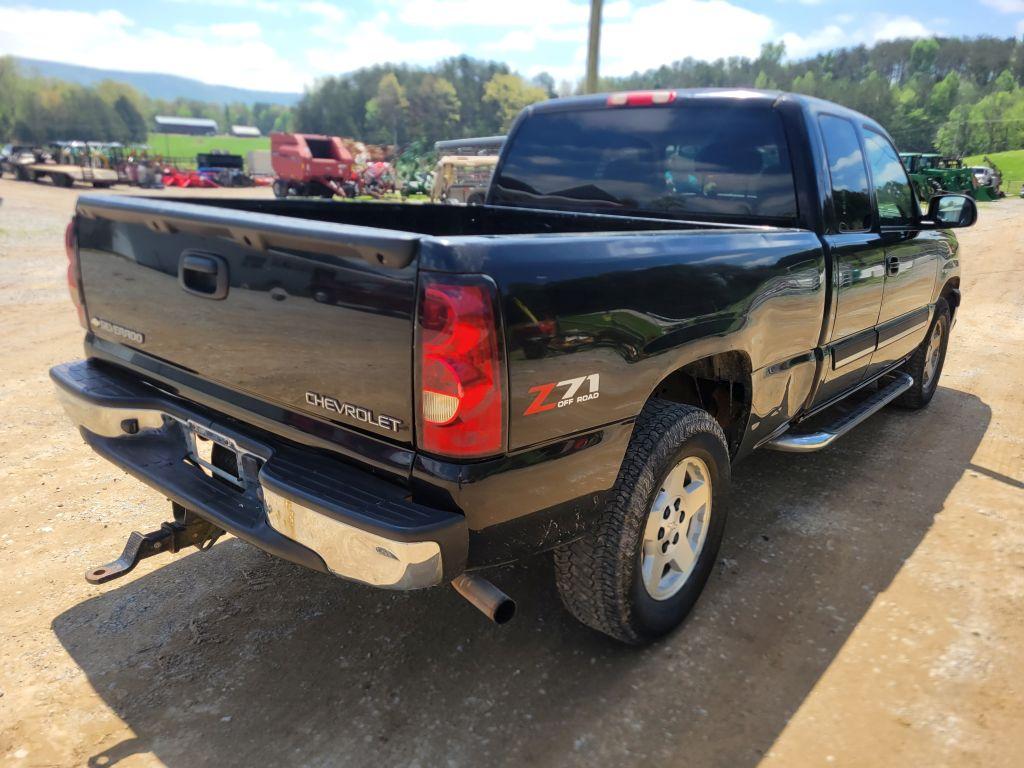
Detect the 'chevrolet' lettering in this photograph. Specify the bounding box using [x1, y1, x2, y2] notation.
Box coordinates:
[305, 391, 403, 433]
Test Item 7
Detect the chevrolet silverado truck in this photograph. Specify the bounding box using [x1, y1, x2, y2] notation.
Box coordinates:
[52, 90, 975, 644]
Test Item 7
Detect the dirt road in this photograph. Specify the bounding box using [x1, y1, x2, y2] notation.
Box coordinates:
[1, 178, 1022, 767]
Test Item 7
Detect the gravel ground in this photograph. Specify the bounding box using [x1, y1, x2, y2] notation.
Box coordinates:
[0, 178, 1022, 767]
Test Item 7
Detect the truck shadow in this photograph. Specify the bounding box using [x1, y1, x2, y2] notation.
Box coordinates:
[52, 386, 991, 768]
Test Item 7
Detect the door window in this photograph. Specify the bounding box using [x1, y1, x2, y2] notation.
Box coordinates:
[819, 115, 872, 232]
[863, 129, 916, 226]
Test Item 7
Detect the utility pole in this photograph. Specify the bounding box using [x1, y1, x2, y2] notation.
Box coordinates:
[585, 0, 603, 94]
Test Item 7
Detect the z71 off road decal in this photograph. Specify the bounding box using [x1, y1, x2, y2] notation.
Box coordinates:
[524, 374, 600, 416]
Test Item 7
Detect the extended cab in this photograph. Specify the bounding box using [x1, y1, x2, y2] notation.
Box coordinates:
[53, 90, 975, 643]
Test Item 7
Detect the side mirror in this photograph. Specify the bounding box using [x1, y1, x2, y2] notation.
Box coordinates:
[921, 193, 977, 229]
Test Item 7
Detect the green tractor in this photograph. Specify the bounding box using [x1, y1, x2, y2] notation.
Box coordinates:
[900, 152, 977, 202]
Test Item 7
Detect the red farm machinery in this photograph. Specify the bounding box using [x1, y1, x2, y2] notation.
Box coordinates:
[270, 132, 358, 198]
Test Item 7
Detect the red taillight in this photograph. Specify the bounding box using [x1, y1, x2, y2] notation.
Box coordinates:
[607, 90, 677, 107]
[417, 275, 504, 458]
[64, 218, 87, 329]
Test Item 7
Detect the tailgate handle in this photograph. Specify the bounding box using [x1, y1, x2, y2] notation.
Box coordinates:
[179, 251, 228, 300]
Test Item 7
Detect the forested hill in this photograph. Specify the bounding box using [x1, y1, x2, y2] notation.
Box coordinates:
[14, 57, 300, 106]
[4, 36, 1024, 156]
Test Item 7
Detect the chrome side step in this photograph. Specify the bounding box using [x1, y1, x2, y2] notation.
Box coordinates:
[766, 373, 914, 453]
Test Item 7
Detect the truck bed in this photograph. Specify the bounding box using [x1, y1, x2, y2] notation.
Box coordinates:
[139, 196, 753, 236]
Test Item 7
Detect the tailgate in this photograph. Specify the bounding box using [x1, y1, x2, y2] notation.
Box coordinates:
[75, 196, 420, 445]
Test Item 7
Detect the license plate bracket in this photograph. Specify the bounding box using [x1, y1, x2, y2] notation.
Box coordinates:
[184, 422, 244, 488]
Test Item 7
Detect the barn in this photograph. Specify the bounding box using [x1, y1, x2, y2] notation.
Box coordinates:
[153, 116, 219, 135]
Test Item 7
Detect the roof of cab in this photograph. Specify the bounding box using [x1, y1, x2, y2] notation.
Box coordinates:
[525, 87, 891, 141]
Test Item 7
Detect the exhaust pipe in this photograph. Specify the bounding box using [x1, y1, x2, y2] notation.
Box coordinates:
[451, 574, 516, 624]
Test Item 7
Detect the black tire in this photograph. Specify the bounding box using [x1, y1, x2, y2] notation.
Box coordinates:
[554, 400, 730, 644]
[54, 173, 74, 188]
[897, 298, 950, 410]
[272, 179, 288, 198]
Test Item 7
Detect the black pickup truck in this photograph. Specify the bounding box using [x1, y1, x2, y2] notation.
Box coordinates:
[53, 89, 975, 643]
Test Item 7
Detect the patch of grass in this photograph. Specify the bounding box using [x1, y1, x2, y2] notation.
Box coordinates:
[965, 149, 1024, 191]
[146, 133, 270, 166]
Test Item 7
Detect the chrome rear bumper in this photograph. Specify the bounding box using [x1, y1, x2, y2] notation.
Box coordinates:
[51, 360, 466, 589]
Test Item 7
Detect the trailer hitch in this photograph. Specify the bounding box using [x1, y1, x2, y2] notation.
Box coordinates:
[85, 504, 225, 585]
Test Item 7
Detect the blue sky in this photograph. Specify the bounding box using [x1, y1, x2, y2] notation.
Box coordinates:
[0, 1, 1019, 93]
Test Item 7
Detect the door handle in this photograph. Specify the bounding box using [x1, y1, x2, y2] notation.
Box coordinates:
[179, 251, 229, 299]
[885, 254, 901, 276]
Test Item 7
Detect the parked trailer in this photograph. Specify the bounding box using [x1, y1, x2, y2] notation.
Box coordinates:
[17, 163, 118, 188]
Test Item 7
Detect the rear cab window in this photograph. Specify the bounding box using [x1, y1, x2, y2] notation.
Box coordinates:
[490, 102, 798, 224]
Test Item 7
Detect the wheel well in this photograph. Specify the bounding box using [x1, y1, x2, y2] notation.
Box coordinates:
[940, 277, 960, 322]
[648, 351, 752, 456]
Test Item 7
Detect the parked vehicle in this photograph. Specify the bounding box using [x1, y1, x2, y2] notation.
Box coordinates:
[270, 131, 358, 198]
[431, 155, 498, 204]
[969, 162, 1004, 201]
[430, 135, 504, 205]
[53, 89, 974, 644]
[0, 144, 35, 177]
[197, 152, 252, 187]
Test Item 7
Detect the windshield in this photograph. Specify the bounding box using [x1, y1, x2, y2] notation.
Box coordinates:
[490, 103, 798, 223]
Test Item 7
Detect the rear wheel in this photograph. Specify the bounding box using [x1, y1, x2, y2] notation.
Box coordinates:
[897, 297, 950, 410]
[554, 400, 730, 644]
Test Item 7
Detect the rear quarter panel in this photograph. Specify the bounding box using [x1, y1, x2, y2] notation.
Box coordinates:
[420, 229, 826, 452]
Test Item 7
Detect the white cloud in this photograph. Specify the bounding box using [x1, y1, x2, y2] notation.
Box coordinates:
[483, 24, 585, 55]
[208, 21, 263, 39]
[781, 25, 846, 59]
[600, 0, 775, 75]
[166, 0, 285, 12]
[0, 6, 307, 91]
[784, 14, 932, 60]
[397, 0, 628, 29]
[981, 0, 1024, 11]
[300, 1, 346, 24]
[872, 16, 930, 41]
[306, 15, 460, 73]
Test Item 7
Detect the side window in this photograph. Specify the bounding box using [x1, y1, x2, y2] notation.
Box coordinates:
[863, 129, 916, 225]
[819, 115, 872, 232]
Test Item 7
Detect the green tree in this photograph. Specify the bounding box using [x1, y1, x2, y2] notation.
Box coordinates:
[753, 70, 777, 90]
[365, 72, 408, 145]
[408, 75, 460, 142]
[482, 73, 547, 131]
[993, 69, 1017, 93]
[113, 95, 147, 142]
[0, 56, 18, 140]
[909, 38, 939, 76]
[928, 71, 960, 120]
